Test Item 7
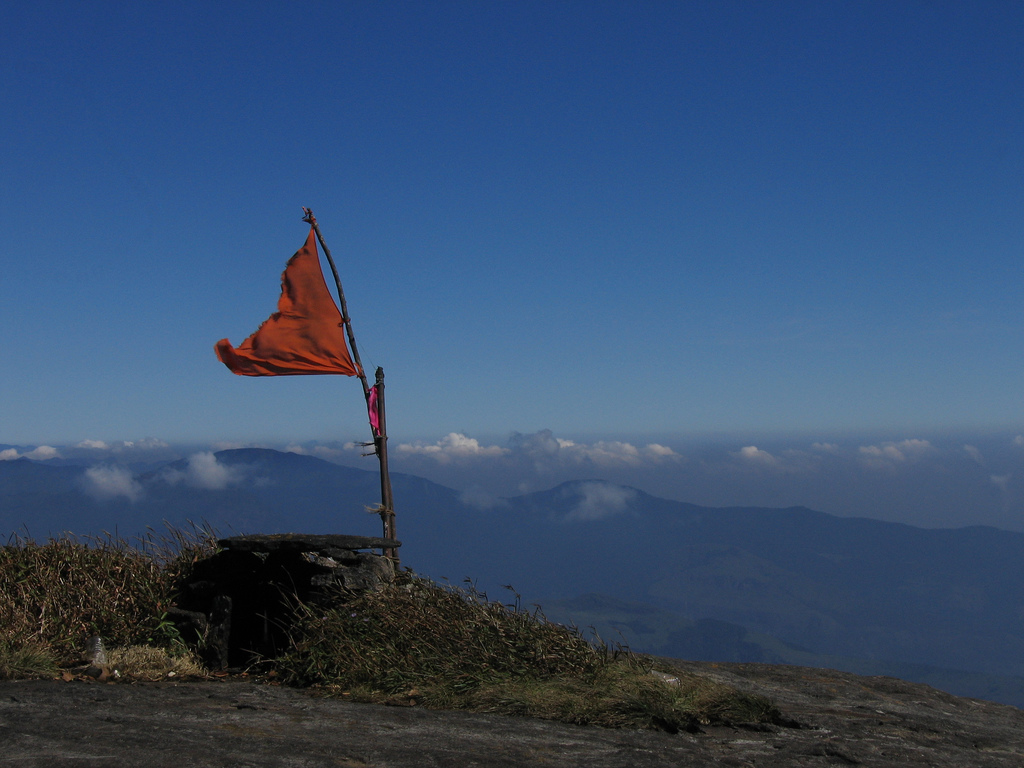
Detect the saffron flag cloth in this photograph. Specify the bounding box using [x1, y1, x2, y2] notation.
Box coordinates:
[215, 227, 361, 376]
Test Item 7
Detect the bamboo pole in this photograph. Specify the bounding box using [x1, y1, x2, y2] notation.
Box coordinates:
[301, 208, 398, 564]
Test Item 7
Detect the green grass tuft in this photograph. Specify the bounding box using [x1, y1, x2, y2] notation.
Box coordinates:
[0, 640, 59, 680]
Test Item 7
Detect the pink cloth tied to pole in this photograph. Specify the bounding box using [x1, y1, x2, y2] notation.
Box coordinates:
[367, 385, 381, 436]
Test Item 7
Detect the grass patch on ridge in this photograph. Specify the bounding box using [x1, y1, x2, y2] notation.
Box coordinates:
[278, 574, 779, 731]
[0, 526, 216, 677]
[1, 530, 779, 732]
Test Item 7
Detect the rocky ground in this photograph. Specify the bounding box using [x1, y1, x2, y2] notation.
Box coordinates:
[2, 660, 1023, 767]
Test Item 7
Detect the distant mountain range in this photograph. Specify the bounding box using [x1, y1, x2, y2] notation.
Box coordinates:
[3, 447, 1024, 707]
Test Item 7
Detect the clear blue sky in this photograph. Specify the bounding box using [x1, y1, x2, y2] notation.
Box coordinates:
[3, 1, 1023, 447]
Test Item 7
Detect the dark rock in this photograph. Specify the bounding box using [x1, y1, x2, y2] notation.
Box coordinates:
[217, 533, 400, 557]
[171, 534, 396, 668]
[1, 662, 1022, 766]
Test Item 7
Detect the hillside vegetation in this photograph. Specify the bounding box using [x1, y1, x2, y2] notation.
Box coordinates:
[0, 529, 777, 733]
[10, 449, 1024, 698]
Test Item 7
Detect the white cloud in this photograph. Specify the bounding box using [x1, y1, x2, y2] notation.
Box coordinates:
[577, 441, 643, 466]
[315, 445, 355, 462]
[1015, 435, 1024, 448]
[0, 445, 61, 461]
[26, 445, 60, 460]
[124, 438, 169, 450]
[160, 452, 245, 490]
[859, 444, 905, 461]
[460, 486, 507, 510]
[897, 439, 933, 455]
[734, 445, 780, 467]
[63, 438, 173, 462]
[963, 445, 985, 466]
[811, 442, 840, 453]
[858, 439, 934, 468]
[507, 430, 680, 468]
[566, 482, 638, 521]
[509, 430, 569, 456]
[76, 439, 109, 450]
[991, 474, 1011, 493]
[644, 443, 679, 458]
[186, 452, 242, 490]
[586, 441, 680, 466]
[723, 445, 825, 475]
[83, 465, 143, 502]
[397, 433, 509, 463]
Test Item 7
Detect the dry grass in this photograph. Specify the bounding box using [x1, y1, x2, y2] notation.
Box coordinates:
[277, 574, 780, 731]
[459, 663, 776, 731]
[278, 576, 600, 691]
[0, 525, 216, 671]
[107, 645, 207, 681]
[0, 529, 779, 732]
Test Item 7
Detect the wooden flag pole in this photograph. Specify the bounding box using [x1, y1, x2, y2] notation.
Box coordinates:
[373, 366, 398, 562]
[301, 208, 398, 565]
[302, 208, 370, 397]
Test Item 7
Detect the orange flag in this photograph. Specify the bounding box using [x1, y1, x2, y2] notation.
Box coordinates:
[215, 227, 360, 376]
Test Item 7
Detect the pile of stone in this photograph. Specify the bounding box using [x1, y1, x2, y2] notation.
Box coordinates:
[168, 533, 400, 668]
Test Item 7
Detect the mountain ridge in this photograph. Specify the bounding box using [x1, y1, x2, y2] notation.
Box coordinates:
[3, 447, 1023, 706]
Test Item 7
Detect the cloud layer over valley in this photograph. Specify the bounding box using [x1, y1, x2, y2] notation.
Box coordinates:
[11, 426, 1024, 532]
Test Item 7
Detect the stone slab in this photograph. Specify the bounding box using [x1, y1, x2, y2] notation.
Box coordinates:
[218, 533, 401, 556]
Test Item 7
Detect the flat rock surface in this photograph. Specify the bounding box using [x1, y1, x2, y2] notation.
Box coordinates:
[218, 533, 400, 553]
[2, 661, 1023, 767]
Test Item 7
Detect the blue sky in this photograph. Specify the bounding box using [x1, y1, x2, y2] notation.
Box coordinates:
[3, 3, 1023, 465]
